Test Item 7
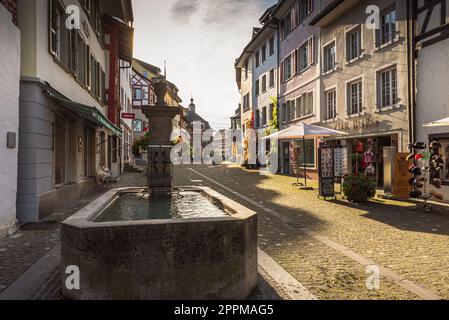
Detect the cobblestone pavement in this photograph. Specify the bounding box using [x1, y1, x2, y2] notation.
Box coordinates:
[174, 164, 449, 300]
[0, 172, 146, 298]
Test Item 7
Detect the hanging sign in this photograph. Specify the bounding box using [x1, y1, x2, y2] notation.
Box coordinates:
[334, 147, 349, 178]
[319, 143, 335, 199]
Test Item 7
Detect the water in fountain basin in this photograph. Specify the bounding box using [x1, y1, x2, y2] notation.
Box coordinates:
[95, 191, 229, 222]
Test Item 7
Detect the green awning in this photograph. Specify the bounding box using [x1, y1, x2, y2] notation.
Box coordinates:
[47, 91, 122, 136]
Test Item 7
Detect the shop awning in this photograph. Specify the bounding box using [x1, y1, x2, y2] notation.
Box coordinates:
[263, 123, 347, 140]
[423, 117, 449, 127]
[47, 91, 122, 136]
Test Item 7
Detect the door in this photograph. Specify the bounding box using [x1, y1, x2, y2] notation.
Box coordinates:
[283, 142, 290, 175]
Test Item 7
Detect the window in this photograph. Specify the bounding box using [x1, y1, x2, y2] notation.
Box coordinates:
[269, 104, 274, 122]
[244, 60, 249, 79]
[269, 69, 275, 88]
[243, 93, 250, 111]
[299, 0, 313, 23]
[305, 92, 313, 116]
[269, 37, 275, 56]
[255, 51, 260, 68]
[298, 41, 309, 73]
[378, 6, 397, 46]
[326, 89, 337, 120]
[280, 9, 293, 38]
[282, 103, 287, 122]
[255, 79, 260, 96]
[50, 0, 70, 66]
[346, 26, 362, 61]
[133, 88, 143, 100]
[261, 44, 267, 63]
[262, 107, 267, 126]
[262, 75, 267, 93]
[378, 67, 397, 108]
[133, 119, 143, 132]
[255, 110, 260, 128]
[295, 92, 314, 118]
[348, 79, 363, 115]
[323, 41, 336, 73]
[289, 100, 296, 120]
[282, 54, 293, 82]
[297, 139, 315, 167]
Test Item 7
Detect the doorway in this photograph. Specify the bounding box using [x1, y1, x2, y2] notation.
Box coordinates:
[55, 114, 68, 186]
[282, 142, 290, 175]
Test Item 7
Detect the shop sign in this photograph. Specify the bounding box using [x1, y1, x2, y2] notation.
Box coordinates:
[333, 117, 380, 132]
[392, 153, 412, 199]
[122, 113, 136, 120]
[318, 143, 335, 199]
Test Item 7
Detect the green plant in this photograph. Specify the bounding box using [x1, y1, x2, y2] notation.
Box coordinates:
[265, 96, 278, 136]
[342, 174, 377, 202]
[132, 132, 150, 156]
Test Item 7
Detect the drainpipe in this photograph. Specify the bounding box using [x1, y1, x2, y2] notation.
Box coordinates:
[406, 0, 417, 145]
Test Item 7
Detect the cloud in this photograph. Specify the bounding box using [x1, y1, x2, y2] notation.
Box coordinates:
[170, 0, 200, 24]
[170, 0, 275, 26]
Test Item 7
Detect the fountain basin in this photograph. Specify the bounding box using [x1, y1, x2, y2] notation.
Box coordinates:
[61, 187, 258, 300]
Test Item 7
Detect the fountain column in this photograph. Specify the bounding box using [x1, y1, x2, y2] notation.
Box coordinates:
[142, 80, 182, 191]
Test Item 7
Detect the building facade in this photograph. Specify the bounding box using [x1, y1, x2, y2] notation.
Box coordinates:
[16, 0, 133, 224]
[0, 0, 20, 237]
[414, 0, 449, 192]
[119, 60, 134, 170]
[252, 5, 278, 134]
[131, 67, 155, 141]
[273, 0, 321, 177]
[235, 29, 256, 165]
[313, 0, 411, 186]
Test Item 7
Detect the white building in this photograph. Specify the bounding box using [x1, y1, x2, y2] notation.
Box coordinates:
[0, 1, 20, 238]
[252, 5, 279, 132]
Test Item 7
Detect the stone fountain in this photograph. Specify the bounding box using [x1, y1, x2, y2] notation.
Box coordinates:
[60, 80, 258, 300]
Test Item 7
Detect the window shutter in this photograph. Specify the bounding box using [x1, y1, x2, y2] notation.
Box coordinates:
[280, 60, 284, 83]
[70, 30, 78, 74]
[50, 0, 58, 56]
[308, 36, 315, 65]
[294, 3, 299, 26]
[308, 0, 314, 14]
[85, 45, 91, 88]
[101, 69, 106, 104]
[280, 20, 285, 40]
[90, 53, 95, 93]
[293, 50, 298, 75]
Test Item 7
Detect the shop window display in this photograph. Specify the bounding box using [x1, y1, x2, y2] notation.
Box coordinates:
[407, 141, 445, 203]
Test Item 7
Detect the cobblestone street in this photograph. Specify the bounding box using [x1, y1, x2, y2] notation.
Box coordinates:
[1, 164, 449, 300]
[174, 164, 449, 300]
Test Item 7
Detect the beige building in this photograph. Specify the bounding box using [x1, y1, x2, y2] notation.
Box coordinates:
[312, 0, 412, 186]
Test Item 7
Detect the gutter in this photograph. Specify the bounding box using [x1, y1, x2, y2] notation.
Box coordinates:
[309, 0, 345, 26]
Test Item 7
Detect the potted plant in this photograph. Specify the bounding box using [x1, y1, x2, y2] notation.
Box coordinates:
[342, 174, 377, 202]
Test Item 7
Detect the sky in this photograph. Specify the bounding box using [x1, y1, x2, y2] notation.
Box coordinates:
[132, 0, 277, 130]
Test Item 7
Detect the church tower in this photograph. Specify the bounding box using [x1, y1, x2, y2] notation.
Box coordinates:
[189, 97, 196, 114]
